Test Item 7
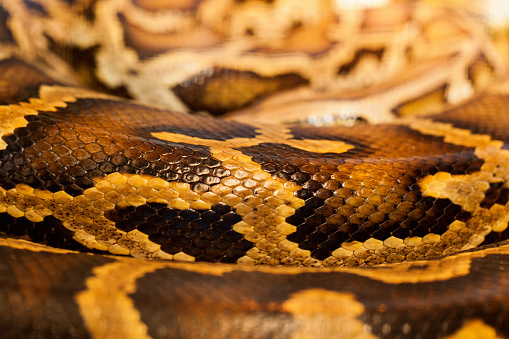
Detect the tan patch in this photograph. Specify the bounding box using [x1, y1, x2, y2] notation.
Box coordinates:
[282, 289, 376, 339]
[444, 319, 503, 339]
[75, 258, 166, 339]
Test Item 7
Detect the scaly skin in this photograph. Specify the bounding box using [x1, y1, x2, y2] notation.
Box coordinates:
[0, 1, 509, 338]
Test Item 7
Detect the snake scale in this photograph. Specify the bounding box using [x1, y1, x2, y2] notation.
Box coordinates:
[1, 0, 509, 338]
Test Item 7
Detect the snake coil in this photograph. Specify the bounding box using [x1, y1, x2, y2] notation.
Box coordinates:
[1, 0, 509, 338]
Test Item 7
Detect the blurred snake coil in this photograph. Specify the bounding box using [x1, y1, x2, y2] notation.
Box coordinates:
[2, 0, 509, 338]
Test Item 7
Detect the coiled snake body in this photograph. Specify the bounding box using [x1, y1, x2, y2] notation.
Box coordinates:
[1, 0, 509, 338]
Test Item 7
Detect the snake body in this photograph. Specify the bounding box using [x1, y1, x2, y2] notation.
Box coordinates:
[1, 0, 509, 338]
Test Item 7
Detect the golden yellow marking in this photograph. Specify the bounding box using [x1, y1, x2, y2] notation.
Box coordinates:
[173, 251, 195, 262]
[6, 205, 24, 218]
[332, 247, 354, 259]
[38, 86, 120, 103]
[410, 118, 509, 251]
[409, 119, 495, 148]
[404, 237, 422, 246]
[444, 319, 503, 339]
[86, 240, 109, 251]
[363, 238, 384, 250]
[139, 239, 160, 252]
[127, 230, 149, 242]
[236, 256, 256, 265]
[383, 236, 404, 248]
[152, 124, 354, 155]
[487, 78, 509, 95]
[290, 248, 312, 260]
[422, 233, 440, 244]
[0, 85, 119, 150]
[341, 241, 363, 251]
[282, 289, 376, 339]
[108, 244, 131, 255]
[75, 258, 166, 339]
[448, 220, 466, 232]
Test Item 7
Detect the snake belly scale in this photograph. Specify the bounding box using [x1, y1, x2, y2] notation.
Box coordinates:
[1, 0, 509, 338]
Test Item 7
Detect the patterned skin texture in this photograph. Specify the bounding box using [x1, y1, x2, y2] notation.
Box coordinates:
[1, 67, 507, 268]
[0, 0, 509, 338]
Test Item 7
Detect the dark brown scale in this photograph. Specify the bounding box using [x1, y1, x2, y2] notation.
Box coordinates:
[105, 202, 251, 262]
[481, 182, 509, 209]
[0, 213, 86, 251]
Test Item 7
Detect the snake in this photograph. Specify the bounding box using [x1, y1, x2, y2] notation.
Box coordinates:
[1, 0, 509, 338]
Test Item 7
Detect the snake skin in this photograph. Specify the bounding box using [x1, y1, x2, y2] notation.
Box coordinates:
[1, 0, 509, 338]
